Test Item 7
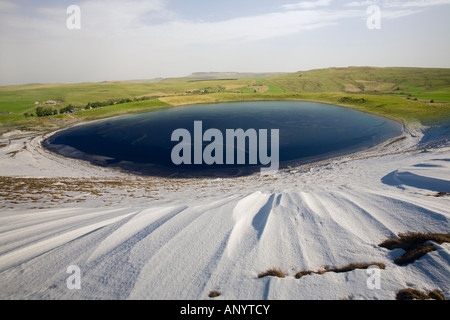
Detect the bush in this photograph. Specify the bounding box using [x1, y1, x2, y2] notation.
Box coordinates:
[84, 97, 151, 110]
[59, 104, 75, 114]
[36, 106, 57, 117]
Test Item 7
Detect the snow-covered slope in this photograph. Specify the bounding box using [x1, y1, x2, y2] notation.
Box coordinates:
[0, 128, 449, 300]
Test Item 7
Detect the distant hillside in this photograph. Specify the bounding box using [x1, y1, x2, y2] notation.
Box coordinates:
[186, 72, 287, 80]
[1, 66, 449, 133]
[271, 66, 450, 100]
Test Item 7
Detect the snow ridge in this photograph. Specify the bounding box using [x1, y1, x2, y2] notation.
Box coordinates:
[0, 129, 449, 300]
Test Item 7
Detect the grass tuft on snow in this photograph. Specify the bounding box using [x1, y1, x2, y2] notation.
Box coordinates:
[295, 262, 385, 279]
[396, 288, 445, 300]
[379, 232, 450, 265]
[208, 291, 221, 298]
[257, 268, 286, 279]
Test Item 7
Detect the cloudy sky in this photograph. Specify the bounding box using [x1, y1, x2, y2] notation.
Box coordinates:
[0, 0, 449, 85]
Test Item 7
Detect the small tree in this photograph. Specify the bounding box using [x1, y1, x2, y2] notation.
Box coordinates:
[36, 106, 57, 117]
[36, 106, 44, 117]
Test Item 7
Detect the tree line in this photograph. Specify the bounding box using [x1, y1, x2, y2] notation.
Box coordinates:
[28, 96, 153, 118]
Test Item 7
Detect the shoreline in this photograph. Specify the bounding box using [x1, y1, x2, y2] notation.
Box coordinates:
[0, 115, 446, 211]
[0, 108, 432, 182]
[37, 99, 416, 180]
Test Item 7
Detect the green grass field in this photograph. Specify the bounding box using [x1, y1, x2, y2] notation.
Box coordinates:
[1, 66, 449, 134]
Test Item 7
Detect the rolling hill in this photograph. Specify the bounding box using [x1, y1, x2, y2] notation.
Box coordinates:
[0, 66, 449, 133]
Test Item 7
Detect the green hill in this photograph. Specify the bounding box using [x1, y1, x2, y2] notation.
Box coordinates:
[273, 67, 450, 98]
[1, 66, 449, 133]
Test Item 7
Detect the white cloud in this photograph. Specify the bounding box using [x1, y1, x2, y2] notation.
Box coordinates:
[133, 8, 364, 46]
[79, 0, 172, 32]
[0, 0, 174, 43]
[386, 0, 450, 7]
[346, 1, 376, 6]
[381, 8, 422, 17]
[346, 0, 450, 7]
[0, 0, 364, 84]
[5, 0, 440, 47]
[282, 0, 332, 10]
[344, 0, 449, 20]
[0, 0, 18, 13]
[1, 0, 449, 85]
[2, 0, 358, 44]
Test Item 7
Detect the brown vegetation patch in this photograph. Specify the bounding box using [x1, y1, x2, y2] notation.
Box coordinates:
[379, 232, 450, 265]
[343, 84, 362, 93]
[0, 176, 157, 209]
[257, 268, 286, 279]
[396, 288, 445, 300]
[295, 262, 385, 279]
[355, 80, 397, 92]
[383, 136, 406, 147]
[208, 291, 221, 298]
[338, 96, 367, 104]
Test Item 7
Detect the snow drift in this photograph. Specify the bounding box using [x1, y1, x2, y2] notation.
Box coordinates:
[0, 127, 449, 300]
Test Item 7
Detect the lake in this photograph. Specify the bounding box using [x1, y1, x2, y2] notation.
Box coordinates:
[43, 101, 403, 177]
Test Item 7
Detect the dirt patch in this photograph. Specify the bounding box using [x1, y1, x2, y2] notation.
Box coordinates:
[343, 83, 362, 93]
[433, 192, 450, 197]
[0, 176, 156, 209]
[252, 85, 269, 93]
[355, 80, 397, 92]
[136, 92, 168, 98]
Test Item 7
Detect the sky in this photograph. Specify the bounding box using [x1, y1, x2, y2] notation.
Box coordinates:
[0, 0, 449, 85]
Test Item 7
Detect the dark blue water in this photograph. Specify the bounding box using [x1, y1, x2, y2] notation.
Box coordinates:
[44, 101, 403, 177]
